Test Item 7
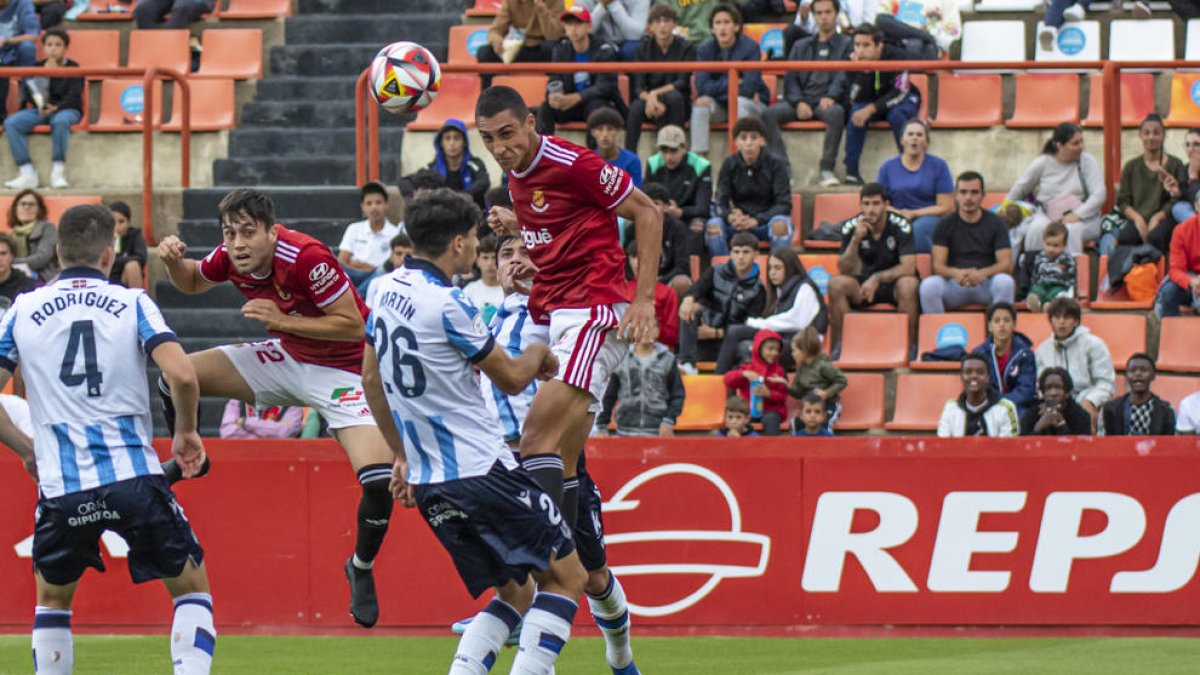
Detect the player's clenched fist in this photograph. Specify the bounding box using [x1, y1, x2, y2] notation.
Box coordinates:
[536, 348, 559, 381]
[157, 235, 187, 265]
[486, 206, 518, 236]
[242, 298, 286, 331]
[172, 431, 207, 479]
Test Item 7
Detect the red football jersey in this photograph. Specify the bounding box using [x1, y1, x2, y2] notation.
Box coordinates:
[198, 225, 369, 374]
[508, 135, 634, 321]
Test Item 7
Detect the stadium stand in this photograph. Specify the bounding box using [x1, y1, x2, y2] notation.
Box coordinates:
[1108, 18, 1175, 62]
[1156, 318, 1200, 374]
[58, 30, 119, 69]
[910, 313, 986, 371]
[884, 373, 962, 431]
[1082, 72, 1156, 127]
[1034, 20, 1101, 63]
[164, 78, 236, 131]
[127, 29, 191, 76]
[834, 314, 911, 370]
[90, 78, 164, 131]
[195, 29, 264, 79]
[675, 374, 728, 432]
[930, 74, 1004, 128]
[1081, 312, 1147, 371]
[1166, 73, 1200, 127]
[959, 21, 1027, 64]
[1005, 73, 1081, 128]
[832, 372, 886, 430]
[220, 0, 293, 19]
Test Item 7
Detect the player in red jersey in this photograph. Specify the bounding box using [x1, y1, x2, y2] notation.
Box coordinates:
[155, 189, 400, 629]
[477, 86, 659, 675]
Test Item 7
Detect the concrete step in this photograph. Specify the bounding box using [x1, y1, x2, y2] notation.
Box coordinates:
[285, 14, 457, 45]
[269, 43, 448, 77]
[182, 187, 364, 221]
[298, 0, 466, 13]
[255, 76, 358, 101]
[213, 156, 400, 187]
[178, 217, 343, 247]
[228, 127, 403, 158]
[239, 100, 411, 128]
[155, 280, 246, 309]
[161, 307, 271, 339]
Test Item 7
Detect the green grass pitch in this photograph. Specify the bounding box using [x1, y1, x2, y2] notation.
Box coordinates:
[3, 635, 1200, 674]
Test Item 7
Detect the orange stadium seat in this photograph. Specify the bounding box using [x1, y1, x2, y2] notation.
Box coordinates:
[798, 253, 839, 296]
[58, 30, 119, 69]
[675, 375, 728, 432]
[1005, 73, 1080, 128]
[743, 23, 787, 60]
[1081, 313, 1146, 371]
[885, 373, 962, 432]
[1092, 255, 1163, 310]
[449, 26, 489, 64]
[195, 29, 264, 80]
[409, 75, 481, 131]
[1166, 72, 1200, 128]
[811, 192, 858, 230]
[836, 372, 886, 430]
[1018, 315, 1053, 349]
[1156, 317, 1200, 374]
[77, 0, 137, 21]
[45, 196, 102, 224]
[467, 0, 503, 17]
[1083, 73, 1156, 128]
[221, 0, 293, 19]
[127, 29, 190, 76]
[164, 78, 235, 131]
[493, 75, 548, 108]
[834, 313, 910, 370]
[1149, 375, 1200, 410]
[982, 192, 1007, 209]
[911, 313, 985, 370]
[789, 193, 808, 247]
[90, 78, 164, 131]
[931, 74, 1002, 128]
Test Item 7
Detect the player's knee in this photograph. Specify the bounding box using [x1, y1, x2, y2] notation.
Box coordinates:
[585, 567, 611, 596]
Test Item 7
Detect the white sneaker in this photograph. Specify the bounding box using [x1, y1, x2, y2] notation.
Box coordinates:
[1062, 3, 1085, 21]
[50, 166, 68, 189]
[679, 362, 698, 376]
[818, 170, 840, 187]
[1038, 25, 1057, 52]
[5, 172, 36, 190]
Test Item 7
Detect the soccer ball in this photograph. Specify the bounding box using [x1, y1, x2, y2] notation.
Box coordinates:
[368, 41, 441, 115]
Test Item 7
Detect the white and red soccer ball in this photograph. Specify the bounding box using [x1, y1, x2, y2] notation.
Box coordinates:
[369, 41, 441, 115]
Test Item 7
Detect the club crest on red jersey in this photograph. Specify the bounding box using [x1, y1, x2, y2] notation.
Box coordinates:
[530, 189, 549, 214]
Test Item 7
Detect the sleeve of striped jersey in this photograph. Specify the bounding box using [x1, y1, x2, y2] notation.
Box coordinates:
[575, 147, 634, 211]
[297, 245, 352, 308]
[135, 293, 178, 354]
[0, 303, 19, 372]
[443, 289, 495, 364]
[364, 310, 375, 346]
[197, 244, 230, 284]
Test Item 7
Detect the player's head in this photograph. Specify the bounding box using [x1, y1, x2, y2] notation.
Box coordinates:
[476, 85, 538, 174]
[497, 234, 533, 296]
[800, 393, 828, 432]
[724, 395, 750, 433]
[406, 188, 482, 276]
[218, 188, 278, 276]
[859, 182, 888, 226]
[57, 204, 116, 274]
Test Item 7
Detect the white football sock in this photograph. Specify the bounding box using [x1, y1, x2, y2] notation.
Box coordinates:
[171, 593, 215, 675]
[450, 598, 521, 674]
[588, 572, 633, 669]
[32, 606, 73, 675]
[510, 592, 576, 675]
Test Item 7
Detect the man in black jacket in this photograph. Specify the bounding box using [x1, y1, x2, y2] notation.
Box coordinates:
[843, 23, 921, 185]
[536, 5, 626, 141]
[676, 231, 766, 372]
[706, 116, 792, 257]
[761, 0, 851, 187]
[1100, 354, 1177, 436]
[0, 232, 35, 306]
[642, 182, 694, 298]
[626, 4, 694, 152]
[3, 28, 82, 190]
[645, 125, 711, 255]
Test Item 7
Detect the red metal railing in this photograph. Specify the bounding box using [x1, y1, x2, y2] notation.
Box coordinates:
[0, 66, 191, 246]
[356, 59, 1194, 212]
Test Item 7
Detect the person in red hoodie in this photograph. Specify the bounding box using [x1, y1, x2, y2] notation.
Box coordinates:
[626, 240, 679, 349]
[1156, 191, 1200, 318]
[722, 328, 789, 435]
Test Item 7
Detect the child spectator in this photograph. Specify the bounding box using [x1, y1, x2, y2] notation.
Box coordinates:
[645, 125, 711, 254]
[220, 400, 304, 439]
[624, 239, 680, 349]
[707, 116, 792, 256]
[690, 2, 769, 155]
[463, 233, 505, 324]
[1099, 354, 1177, 436]
[109, 201, 147, 289]
[937, 353, 1019, 437]
[715, 395, 756, 437]
[589, 107, 643, 187]
[1023, 220, 1076, 312]
[0, 232, 34, 305]
[596, 327, 685, 437]
[723, 328, 789, 435]
[1021, 367, 1092, 436]
[7, 188, 56, 283]
[136, 0, 214, 29]
[337, 182, 401, 295]
[793, 393, 833, 437]
[363, 233, 412, 308]
[4, 28, 81, 190]
[970, 302, 1037, 420]
[416, 119, 490, 209]
[677, 231, 766, 372]
[1034, 297, 1115, 428]
[537, 5, 625, 141]
[787, 326, 847, 431]
[626, 4, 694, 152]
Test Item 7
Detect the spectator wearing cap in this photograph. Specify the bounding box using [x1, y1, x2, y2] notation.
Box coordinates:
[707, 116, 792, 256]
[537, 5, 626, 142]
[338, 182, 402, 295]
[843, 23, 921, 186]
[3, 27, 82, 190]
[1099, 354, 1176, 436]
[646, 125, 712, 255]
[476, 0, 565, 90]
[626, 3, 694, 153]
[576, 0, 649, 62]
[641, 181, 695, 298]
[690, 3, 770, 156]
[109, 201, 147, 289]
[589, 107, 643, 187]
[135, 0, 215, 29]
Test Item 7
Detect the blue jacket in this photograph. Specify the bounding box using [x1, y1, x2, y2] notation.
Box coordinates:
[971, 332, 1037, 419]
[694, 33, 769, 104]
[0, 0, 37, 43]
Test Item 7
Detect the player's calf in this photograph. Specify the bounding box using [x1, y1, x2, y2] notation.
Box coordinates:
[345, 463, 392, 628]
[586, 568, 637, 674]
[450, 596, 524, 675]
[170, 592, 216, 675]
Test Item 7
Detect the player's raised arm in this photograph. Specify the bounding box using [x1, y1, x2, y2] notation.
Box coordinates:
[156, 234, 218, 295]
[614, 186, 663, 342]
[478, 341, 558, 396]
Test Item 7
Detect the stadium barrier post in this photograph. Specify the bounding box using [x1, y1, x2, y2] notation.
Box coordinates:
[728, 67, 740, 153]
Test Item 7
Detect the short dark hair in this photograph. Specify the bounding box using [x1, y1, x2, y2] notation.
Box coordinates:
[360, 181, 388, 202]
[58, 205, 115, 267]
[810, 0, 840, 11]
[1043, 220, 1068, 242]
[956, 171, 986, 192]
[853, 23, 883, 43]
[729, 232, 759, 251]
[485, 186, 512, 210]
[801, 392, 826, 407]
[41, 27, 68, 47]
[218, 188, 274, 229]
[478, 232, 498, 255]
[1039, 366, 1074, 394]
[1046, 297, 1082, 322]
[710, 2, 742, 28]
[961, 353, 990, 370]
[725, 395, 749, 414]
[390, 233, 411, 249]
[860, 182, 888, 202]
[408, 169, 446, 193]
[985, 301, 1017, 326]
[475, 85, 530, 122]
[648, 3, 677, 22]
[405, 188, 481, 258]
[107, 200, 132, 221]
[586, 107, 624, 133]
[642, 182, 671, 204]
[0, 232, 17, 256]
[1126, 352, 1157, 371]
[732, 115, 767, 140]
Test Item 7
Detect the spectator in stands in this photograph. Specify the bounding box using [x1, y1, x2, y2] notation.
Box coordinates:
[656, 0, 718, 42]
[718, 247, 825, 373]
[787, 325, 847, 431]
[690, 3, 770, 156]
[7, 188, 55, 283]
[707, 116, 792, 256]
[536, 5, 626, 140]
[414, 120, 490, 210]
[1023, 221, 1076, 312]
[364, 233, 412, 308]
[0, 232, 35, 306]
[109, 201, 146, 289]
[220, 401, 304, 439]
[1007, 122, 1106, 256]
[337, 182, 401, 294]
[827, 183, 919, 359]
[1156, 190, 1200, 318]
[135, 0, 214, 29]
[1021, 367, 1092, 436]
[1100, 114, 1185, 257]
[626, 4, 694, 153]
[677, 231, 767, 373]
[463, 233, 505, 325]
[577, 0, 649, 61]
[715, 395, 756, 437]
[624, 239, 680, 348]
[1099, 354, 1176, 436]
[3, 28, 81, 190]
[0, 0, 37, 121]
[793, 393, 833, 437]
[792, 0, 877, 38]
[761, 0, 851, 188]
[937, 353, 1019, 437]
[970, 302, 1037, 420]
[401, 168, 446, 200]
[596, 326, 685, 437]
[876, 0, 961, 59]
[1035, 297, 1115, 428]
[477, 0, 565, 90]
[34, 0, 64, 29]
[642, 182, 694, 298]
[645, 125, 712, 255]
[723, 328, 789, 435]
[842, 23, 921, 186]
[876, 120, 953, 254]
[1178, 389, 1200, 434]
[589, 107, 643, 187]
[920, 171, 1016, 313]
[1172, 128, 1200, 223]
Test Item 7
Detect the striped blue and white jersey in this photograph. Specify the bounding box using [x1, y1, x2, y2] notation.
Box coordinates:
[366, 258, 516, 485]
[481, 292, 549, 443]
[0, 268, 176, 498]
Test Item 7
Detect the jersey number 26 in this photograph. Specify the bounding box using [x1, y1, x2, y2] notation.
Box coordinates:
[373, 318, 426, 398]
